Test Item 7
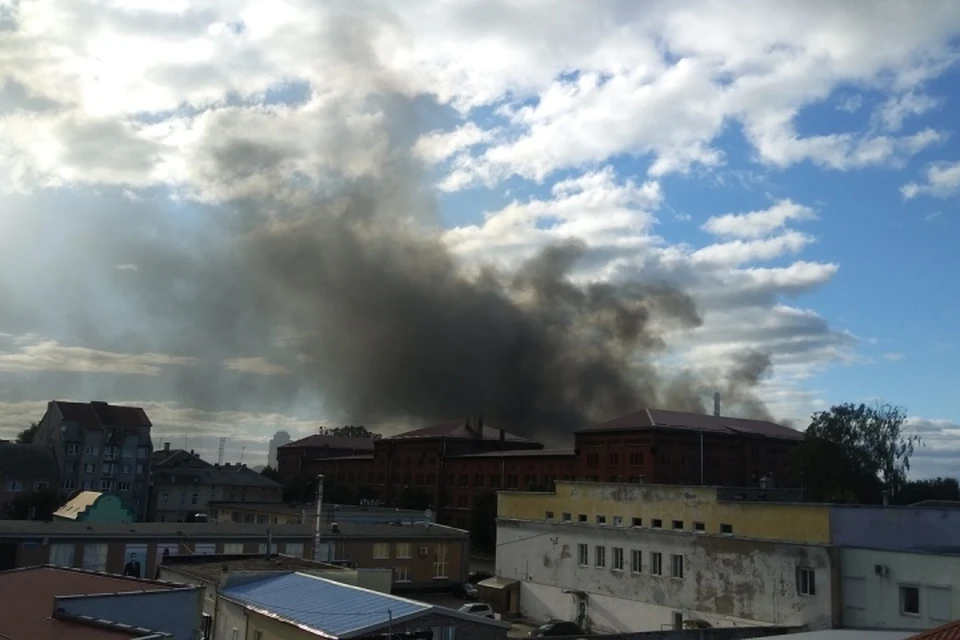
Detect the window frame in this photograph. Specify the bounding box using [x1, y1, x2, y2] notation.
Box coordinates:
[899, 584, 921, 616]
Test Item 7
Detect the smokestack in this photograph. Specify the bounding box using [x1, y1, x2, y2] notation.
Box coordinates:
[313, 474, 324, 561]
[713, 392, 721, 417]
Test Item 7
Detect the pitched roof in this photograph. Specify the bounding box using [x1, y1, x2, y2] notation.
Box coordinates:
[390, 420, 533, 443]
[153, 463, 281, 488]
[281, 434, 377, 451]
[908, 620, 960, 639]
[0, 441, 60, 481]
[151, 448, 213, 469]
[53, 401, 152, 429]
[0, 565, 181, 640]
[584, 408, 803, 440]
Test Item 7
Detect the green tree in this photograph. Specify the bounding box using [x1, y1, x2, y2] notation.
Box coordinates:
[260, 465, 283, 483]
[320, 425, 382, 440]
[470, 491, 498, 552]
[894, 477, 960, 505]
[15, 422, 39, 444]
[4, 488, 60, 520]
[792, 402, 920, 503]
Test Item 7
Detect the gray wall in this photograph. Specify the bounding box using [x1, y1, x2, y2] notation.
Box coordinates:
[55, 587, 202, 640]
[830, 507, 960, 550]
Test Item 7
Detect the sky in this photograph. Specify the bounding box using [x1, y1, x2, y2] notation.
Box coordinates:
[0, 0, 958, 476]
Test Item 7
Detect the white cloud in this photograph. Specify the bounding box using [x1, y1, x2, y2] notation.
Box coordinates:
[0, 339, 196, 375]
[901, 160, 960, 199]
[414, 122, 493, 164]
[874, 92, 942, 131]
[702, 200, 817, 239]
[223, 356, 291, 376]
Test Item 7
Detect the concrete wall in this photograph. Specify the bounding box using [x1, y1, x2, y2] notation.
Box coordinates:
[840, 547, 960, 631]
[496, 519, 833, 634]
[244, 608, 507, 640]
[55, 587, 203, 640]
[830, 506, 960, 550]
[498, 483, 831, 544]
[215, 595, 249, 640]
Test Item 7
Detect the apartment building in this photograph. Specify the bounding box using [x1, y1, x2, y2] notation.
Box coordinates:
[494, 481, 960, 634]
[32, 400, 154, 520]
[0, 441, 59, 518]
[310, 409, 802, 527]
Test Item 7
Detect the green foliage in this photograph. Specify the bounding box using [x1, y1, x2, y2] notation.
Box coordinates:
[894, 477, 960, 505]
[471, 491, 498, 552]
[792, 402, 920, 503]
[16, 422, 39, 444]
[260, 465, 283, 483]
[320, 425, 382, 439]
[4, 488, 60, 520]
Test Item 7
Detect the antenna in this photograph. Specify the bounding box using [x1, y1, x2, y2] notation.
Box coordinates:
[240, 446, 246, 464]
[183, 434, 188, 450]
[217, 437, 226, 465]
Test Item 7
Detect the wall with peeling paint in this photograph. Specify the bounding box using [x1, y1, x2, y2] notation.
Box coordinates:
[495, 519, 834, 634]
[830, 506, 960, 550]
[498, 482, 831, 544]
[840, 547, 960, 631]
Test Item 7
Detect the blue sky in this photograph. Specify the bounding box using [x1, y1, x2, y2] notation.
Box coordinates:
[0, 0, 958, 474]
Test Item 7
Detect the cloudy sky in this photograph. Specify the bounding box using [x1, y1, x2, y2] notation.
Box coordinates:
[0, 0, 958, 476]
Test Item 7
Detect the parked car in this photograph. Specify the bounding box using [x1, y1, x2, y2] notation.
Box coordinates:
[458, 602, 495, 619]
[529, 620, 582, 637]
[467, 570, 493, 584]
[452, 582, 478, 599]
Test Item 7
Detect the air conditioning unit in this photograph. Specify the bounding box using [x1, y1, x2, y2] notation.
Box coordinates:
[419, 546, 429, 556]
[874, 564, 890, 577]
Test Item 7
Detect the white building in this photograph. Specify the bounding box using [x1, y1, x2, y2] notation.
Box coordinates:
[841, 547, 960, 632]
[496, 517, 833, 634]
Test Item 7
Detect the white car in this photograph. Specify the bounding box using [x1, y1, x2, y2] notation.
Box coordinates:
[458, 603, 495, 619]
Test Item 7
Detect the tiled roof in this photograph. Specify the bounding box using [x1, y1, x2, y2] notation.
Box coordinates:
[584, 408, 803, 440]
[0, 566, 180, 640]
[908, 620, 960, 639]
[222, 572, 433, 638]
[390, 420, 532, 442]
[449, 448, 576, 459]
[153, 463, 281, 488]
[0, 441, 60, 481]
[53, 401, 152, 429]
[281, 434, 377, 451]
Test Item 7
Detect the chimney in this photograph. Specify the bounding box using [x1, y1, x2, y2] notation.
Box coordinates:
[163, 442, 170, 452]
[499, 429, 506, 449]
[882, 490, 890, 506]
[713, 392, 721, 417]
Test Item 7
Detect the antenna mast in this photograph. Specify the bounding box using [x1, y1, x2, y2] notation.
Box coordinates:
[217, 437, 226, 465]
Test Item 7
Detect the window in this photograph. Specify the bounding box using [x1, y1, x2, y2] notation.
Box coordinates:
[612, 547, 624, 571]
[257, 543, 279, 554]
[671, 554, 684, 579]
[474, 474, 484, 487]
[394, 566, 411, 582]
[49, 543, 75, 567]
[99, 479, 114, 491]
[651, 552, 663, 576]
[66, 443, 80, 455]
[135, 463, 144, 474]
[433, 543, 449, 578]
[161, 493, 169, 505]
[596, 515, 606, 525]
[577, 544, 589, 566]
[254, 631, 263, 640]
[562, 512, 571, 522]
[631, 517, 642, 527]
[83, 463, 97, 473]
[118, 481, 131, 491]
[720, 523, 733, 535]
[137, 446, 148, 459]
[231, 630, 239, 640]
[61, 479, 76, 490]
[900, 585, 920, 615]
[578, 514, 587, 523]
[586, 452, 599, 468]
[373, 543, 390, 559]
[694, 521, 705, 533]
[652, 518, 662, 529]
[82, 543, 108, 572]
[672, 520, 683, 530]
[65, 461, 76, 472]
[4, 480, 22, 492]
[595, 545, 606, 568]
[795, 566, 816, 596]
[222, 543, 244, 554]
[459, 474, 468, 487]
[673, 612, 683, 630]
[545, 511, 555, 520]
[631, 549, 642, 573]
[284, 542, 304, 558]
[609, 453, 618, 466]
[629, 451, 643, 466]
[84, 445, 98, 456]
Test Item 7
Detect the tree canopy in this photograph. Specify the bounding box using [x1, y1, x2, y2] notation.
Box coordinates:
[16, 422, 39, 444]
[319, 425, 381, 439]
[792, 402, 920, 503]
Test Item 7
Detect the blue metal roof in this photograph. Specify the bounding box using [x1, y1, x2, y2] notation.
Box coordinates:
[221, 572, 433, 638]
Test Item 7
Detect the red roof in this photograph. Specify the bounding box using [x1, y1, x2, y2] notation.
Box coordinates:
[908, 620, 960, 639]
[281, 434, 377, 451]
[53, 401, 152, 428]
[0, 566, 180, 640]
[584, 408, 802, 441]
[390, 420, 533, 442]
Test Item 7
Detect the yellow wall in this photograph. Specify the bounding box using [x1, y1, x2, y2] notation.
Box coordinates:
[247, 610, 317, 640]
[498, 481, 830, 545]
[215, 505, 302, 525]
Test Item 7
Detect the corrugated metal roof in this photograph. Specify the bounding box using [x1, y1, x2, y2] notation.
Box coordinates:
[222, 572, 432, 638]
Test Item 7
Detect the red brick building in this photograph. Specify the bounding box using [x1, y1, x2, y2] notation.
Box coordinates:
[307, 410, 803, 528]
[277, 434, 377, 480]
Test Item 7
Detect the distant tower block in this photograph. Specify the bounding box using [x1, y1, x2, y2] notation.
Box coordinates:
[218, 437, 226, 465]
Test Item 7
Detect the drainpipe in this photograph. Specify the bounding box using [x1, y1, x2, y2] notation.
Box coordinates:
[314, 474, 324, 561]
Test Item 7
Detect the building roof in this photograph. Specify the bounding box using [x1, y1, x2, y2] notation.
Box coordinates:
[389, 419, 533, 443]
[223, 572, 433, 638]
[159, 553, 353, 584]
[151, 448, 213, 469]
[152, 462, 281, 488]
[909, 500, 960, 510]
[281, 434, 377, 451]
[584, 408, 803, 440]
[0, 565, 182, 640]
[319, 521, 467, 540]
[908, 620, 960, 640]
[55, 491, 104, 520]
[52, 401, 152, 429]
[449, 448, 576, 459]
[0, 441, 60, 481]
[0, 520, 314, 539]
[311, 454, 375, 462]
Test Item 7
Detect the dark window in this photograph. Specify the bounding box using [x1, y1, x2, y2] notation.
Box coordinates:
[596, 515, 606, 525]
[578, 514, 587, 523]
[377, 473, 385, 483]
[459, 474, 469, 487]
[586, 453, 599, 468]
[415, 474, 423, 485]
[900, 585, 919, 614]
[631, 517, 642, 527]
[609, 453, 618, 466]
[546, 511, 555, 520]
[720, 523, 733, 535]
[629, 451, 644, 466]
[474, 474, 484, 487]
[672, 520, 683, 530]
[797, 567, 816, 596]
[426, 473, 436, 484]
[694, 521, 705, 532]
[491, 474, 501, 487]
[457, 495, 468, 507]
[562, 512, 571, 521]
[652, 519, 662, 529]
